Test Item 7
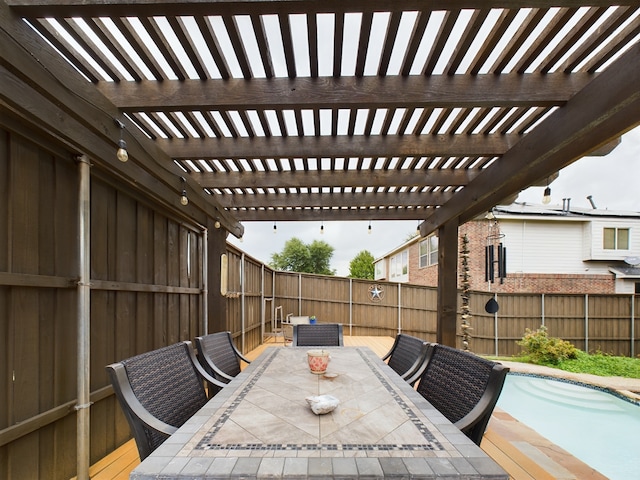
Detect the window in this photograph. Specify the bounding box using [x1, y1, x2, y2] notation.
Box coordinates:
[603, 228, 629, 250]
[374, 261, 385, 280]
[390, 251, 408, 280]
[419, 235, 438, 267]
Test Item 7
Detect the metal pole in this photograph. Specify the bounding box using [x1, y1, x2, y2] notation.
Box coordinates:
[202, 228, 208, 335]
[298, 274, 302, 315]
[397, 283, 401, 334]
[261, 264, 265, 341]
[241, 253, 245, 353]
[76, 155, 91, 480]
[494, 293, 499, 357]
[585, 294, 589, 353]
[631, 295, 635, 358]
[349, 278, 353, 336]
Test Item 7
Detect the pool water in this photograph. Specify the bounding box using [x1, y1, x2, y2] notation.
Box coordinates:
[496, 374, 640, 480]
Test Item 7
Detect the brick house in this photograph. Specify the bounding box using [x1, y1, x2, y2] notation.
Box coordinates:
[374, 202, 640, 294]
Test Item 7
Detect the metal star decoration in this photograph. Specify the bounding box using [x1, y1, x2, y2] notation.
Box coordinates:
[368, 284, 385, 302]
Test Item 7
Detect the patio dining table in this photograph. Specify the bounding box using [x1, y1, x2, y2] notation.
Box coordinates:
[129, 346, 508, 479]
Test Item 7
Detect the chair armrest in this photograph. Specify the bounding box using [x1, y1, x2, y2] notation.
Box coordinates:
[454, 364, 509, 433]
[106, 363, 178, 436]
[230, 341, 251, 365]
[184, 341, 229, 389]
[404, 343, 434, 387]
[381, 335, 400, 361]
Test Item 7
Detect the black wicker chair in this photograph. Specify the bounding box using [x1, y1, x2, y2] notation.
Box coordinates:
[106, 341, 226, 460]
[381, 333, 430, 386]
[292, 323, 344, 346]
[415, 343, 509, 446]
[195, 331, 251, 384]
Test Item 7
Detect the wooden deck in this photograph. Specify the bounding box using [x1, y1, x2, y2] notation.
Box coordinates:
[80, 336, 604, 480]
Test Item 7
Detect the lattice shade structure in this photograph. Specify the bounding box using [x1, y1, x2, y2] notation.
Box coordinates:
[2, 1, 639, 237]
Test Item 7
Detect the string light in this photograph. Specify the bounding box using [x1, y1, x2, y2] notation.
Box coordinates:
[368, 221, 372, 234]
[273, 222, 277, 234]
[320, 222, 324, 234]
[542, 186, 551, 204]
[180, 176, 189, 206]
[114, 119, 128, 162]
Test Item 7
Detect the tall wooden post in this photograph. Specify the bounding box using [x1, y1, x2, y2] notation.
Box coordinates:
[437, 218, 459, 347]
[207, 219, 228, 333]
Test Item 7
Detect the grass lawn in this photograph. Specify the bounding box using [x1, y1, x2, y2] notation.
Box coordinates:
[491, 351, 640, 379]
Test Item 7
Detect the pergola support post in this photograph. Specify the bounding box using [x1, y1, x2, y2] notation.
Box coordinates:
[207, 220, 227, 333]
[437, 219, 459, 347]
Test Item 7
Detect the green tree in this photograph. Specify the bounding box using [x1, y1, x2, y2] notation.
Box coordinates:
[270, 237, 336, 275]
[348, 250, 375, 279]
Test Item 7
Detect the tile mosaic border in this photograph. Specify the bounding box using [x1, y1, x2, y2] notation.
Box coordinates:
[196, 348, 444, 453]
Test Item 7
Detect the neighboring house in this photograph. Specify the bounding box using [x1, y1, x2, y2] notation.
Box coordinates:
[375, 202, 640, 294]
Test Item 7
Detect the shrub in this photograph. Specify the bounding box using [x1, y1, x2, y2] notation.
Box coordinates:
[516, 325, 579, 365]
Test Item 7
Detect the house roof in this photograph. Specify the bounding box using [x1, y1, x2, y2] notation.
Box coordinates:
[609, 266, 640, 279]
[1, 1, 639, 239]
[493, 202, 640, 219]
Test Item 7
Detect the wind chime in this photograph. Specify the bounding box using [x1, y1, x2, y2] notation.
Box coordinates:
[460, 234, 472, 351]
[485, 211, 506, 314]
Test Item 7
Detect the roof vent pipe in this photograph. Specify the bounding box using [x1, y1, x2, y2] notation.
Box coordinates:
[587, 195, 597, 209]
[562, 198, 571, 212]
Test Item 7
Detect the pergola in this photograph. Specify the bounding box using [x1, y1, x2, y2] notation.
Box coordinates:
[2, 0, 640, 337]
[1, 2, 639, 478]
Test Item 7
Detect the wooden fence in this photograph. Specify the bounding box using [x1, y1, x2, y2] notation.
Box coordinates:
[1, 124, 637, 480]
[226, 248, 639, 359]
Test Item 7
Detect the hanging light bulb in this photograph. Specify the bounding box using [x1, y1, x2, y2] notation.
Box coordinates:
[114, 119, 128, 162]
[320, 222, 324, 234]
[416, 222, 421, 236]
[116, 139, 128, 163]
[368, 221, 372, 234]
[542, 186, 551, 205]
[180, 177, 189, 206]
[273, 222, 277, 234]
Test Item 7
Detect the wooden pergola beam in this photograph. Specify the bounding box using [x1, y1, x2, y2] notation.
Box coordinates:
[227, 207, 437, 222]
[98, 74, 591, 110]
[214, 190, 454, 208]
[161, 134, 517, 159]
[9, 0, 638, 17]
[194, 169, 477, 189]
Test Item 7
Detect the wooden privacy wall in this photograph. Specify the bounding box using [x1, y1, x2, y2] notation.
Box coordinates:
[1, 127, 637, 479]
[232, 263, 637, 360]
[0, 127, 204, 480]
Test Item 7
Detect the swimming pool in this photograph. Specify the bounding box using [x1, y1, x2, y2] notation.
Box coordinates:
[496, 373, 640, 480]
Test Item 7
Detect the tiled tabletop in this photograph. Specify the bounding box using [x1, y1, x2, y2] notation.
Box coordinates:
[130, 347, 508, 479]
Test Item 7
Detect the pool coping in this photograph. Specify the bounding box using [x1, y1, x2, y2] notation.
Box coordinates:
[500, 360, 640, 405]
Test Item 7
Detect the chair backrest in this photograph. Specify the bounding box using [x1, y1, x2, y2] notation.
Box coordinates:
[382, 333, 429, 383]
[415, 343, 509, 445]
[195, 331, 249, 383]
[292, 323, 344, 346]
[106, 341, 210, 460]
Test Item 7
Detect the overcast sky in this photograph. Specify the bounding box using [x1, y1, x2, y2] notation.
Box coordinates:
[227, 125, 640, 276]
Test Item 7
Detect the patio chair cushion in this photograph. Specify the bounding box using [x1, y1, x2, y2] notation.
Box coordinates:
[415, 343, 509, 445]
[292, 323, 344, 347]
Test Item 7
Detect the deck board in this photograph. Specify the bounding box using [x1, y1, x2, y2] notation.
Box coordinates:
[85, 336, 597, 480]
